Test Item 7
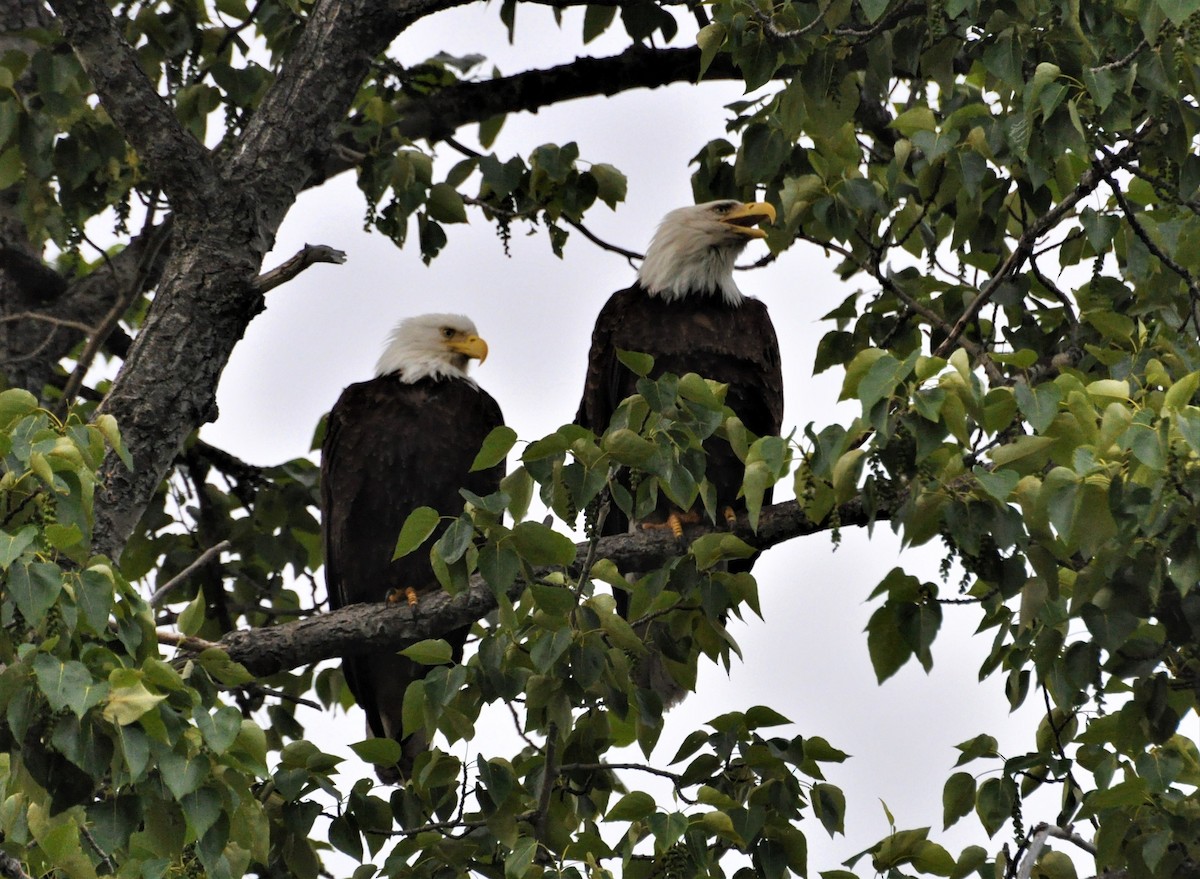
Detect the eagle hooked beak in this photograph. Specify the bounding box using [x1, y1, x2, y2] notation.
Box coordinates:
[721, 202, 777, 239]
[447, 334, 489, 364]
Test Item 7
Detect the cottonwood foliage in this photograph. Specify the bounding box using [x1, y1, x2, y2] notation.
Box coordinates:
[2, 0, 1200, 878]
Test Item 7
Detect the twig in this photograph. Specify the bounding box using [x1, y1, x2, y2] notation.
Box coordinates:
[0, 852, 33, 879]
[1097, 163, 1200, 332]
[57, 204, 171, 416]
[562, 216, 643, 265]
[1089, 38, 1147, 74]
[150, 540, 233, 607]
[933, 137, 1140, 360]
[239, 682, 321, 710]
[573, 478, 614, 605]
[80, 824, 115, 873]
[155, 630, 220, 651]
[559, 761, 698, 803]
[506, 699, 541, 751]
[752, 1, 832, 45]
[253, 244, 347, 294]
[0, 312, 96, 333]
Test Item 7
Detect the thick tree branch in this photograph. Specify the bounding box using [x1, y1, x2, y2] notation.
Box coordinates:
[215, 497, 878, 676]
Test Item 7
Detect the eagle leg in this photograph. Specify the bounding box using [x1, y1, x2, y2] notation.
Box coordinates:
[722, 506, 738, 529]
[640, 508, 703, 539]
[386, 586, 421, 607]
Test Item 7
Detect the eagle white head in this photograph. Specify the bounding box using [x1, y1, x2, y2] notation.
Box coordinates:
[375, 313, 489, 382]
[637, 199, 777, 306]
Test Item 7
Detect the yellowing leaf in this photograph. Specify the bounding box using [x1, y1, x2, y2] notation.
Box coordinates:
[103, 681, 167, 726]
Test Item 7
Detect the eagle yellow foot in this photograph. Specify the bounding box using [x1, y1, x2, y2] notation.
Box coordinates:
[641, 509, 703, 539]
[386, 586, 421, 607]
[723, 506, 738, 529]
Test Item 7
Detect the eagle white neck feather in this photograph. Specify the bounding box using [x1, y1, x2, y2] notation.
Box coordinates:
[374, 313, 478, 384]
[637, 206, 747, 307]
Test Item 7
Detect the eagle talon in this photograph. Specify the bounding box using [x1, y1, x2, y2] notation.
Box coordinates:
[723, 506, 738, 529]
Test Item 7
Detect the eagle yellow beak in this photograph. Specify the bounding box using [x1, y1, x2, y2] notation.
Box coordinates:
[722, 202, 776, 239]
[448, 334, 488, 363]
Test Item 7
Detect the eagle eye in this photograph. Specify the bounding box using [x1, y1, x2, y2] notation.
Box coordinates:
[441, 327, 455, 338]
[712, 202, 736, 215]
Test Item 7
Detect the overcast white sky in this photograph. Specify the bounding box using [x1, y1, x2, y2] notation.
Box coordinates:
[195, 3, 1076, 873]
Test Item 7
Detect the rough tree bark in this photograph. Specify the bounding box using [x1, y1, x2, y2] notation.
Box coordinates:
[42, 0, 469, 559]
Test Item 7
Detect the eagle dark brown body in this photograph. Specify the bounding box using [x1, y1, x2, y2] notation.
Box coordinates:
[577, 282, 784, 505]
[322, 374, 504, 781]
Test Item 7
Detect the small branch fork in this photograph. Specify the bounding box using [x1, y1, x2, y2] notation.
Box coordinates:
[933, 132, 1147, 361]
[1012, 823, 1097, 879]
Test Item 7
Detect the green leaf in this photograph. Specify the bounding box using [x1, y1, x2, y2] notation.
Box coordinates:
[583, 3, 617, 42]
[0, 387, 38, 429]
[690, 533, 756, 570]
[697, 22, 727, 78]
[866, 603, 911, 683]
[394, 506, 440, 560]
[472, 425, 517, 472]
[0, 525, 37, 570]
[603, 428, 657, 467]
[8, 560, 62, 621]
[436, 514, 475, 564]
[607, 790, 656, 821]
[742, 459, 773, 531]
[426, 182, 467, 223]
[177, 591, 207, 636]
[1156, 0, 1200, 25]
[589, 163, 627, 209]
[746, 705, 791, 728]
[954, 733, 1000, 765]
[975, 777, 1015, 837]
[94, 413, 132, 469]
[505, 837, 538, 879]
[399, 639, 453, 665]
[859, 0, 891, 22]
[973, 466, 1018, 502]
[812, 783, 846, 836]
[33, 654, 109, 717]
[615, 348, 654, 377]
[195, 706, 242, 754]
[349, 737, 402, 766]
[510, 521, 576, 566]
[942, 771, 976, 829]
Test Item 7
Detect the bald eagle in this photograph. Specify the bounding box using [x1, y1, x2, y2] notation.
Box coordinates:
[322, 313, 504, 783]
[576, 200, 783, 702]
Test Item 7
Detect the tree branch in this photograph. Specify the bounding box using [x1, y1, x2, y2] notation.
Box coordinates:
[934, 134, 1147, 359]
[216, 496, 878, 676]
[254, 244, 348, 293]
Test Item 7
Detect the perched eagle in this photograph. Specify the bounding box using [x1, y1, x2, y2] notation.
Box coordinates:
[576, 199, 783, 702]
[321, 313, 504, 783]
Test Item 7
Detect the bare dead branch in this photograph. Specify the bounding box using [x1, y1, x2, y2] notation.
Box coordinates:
[254, 244, 348, 294]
